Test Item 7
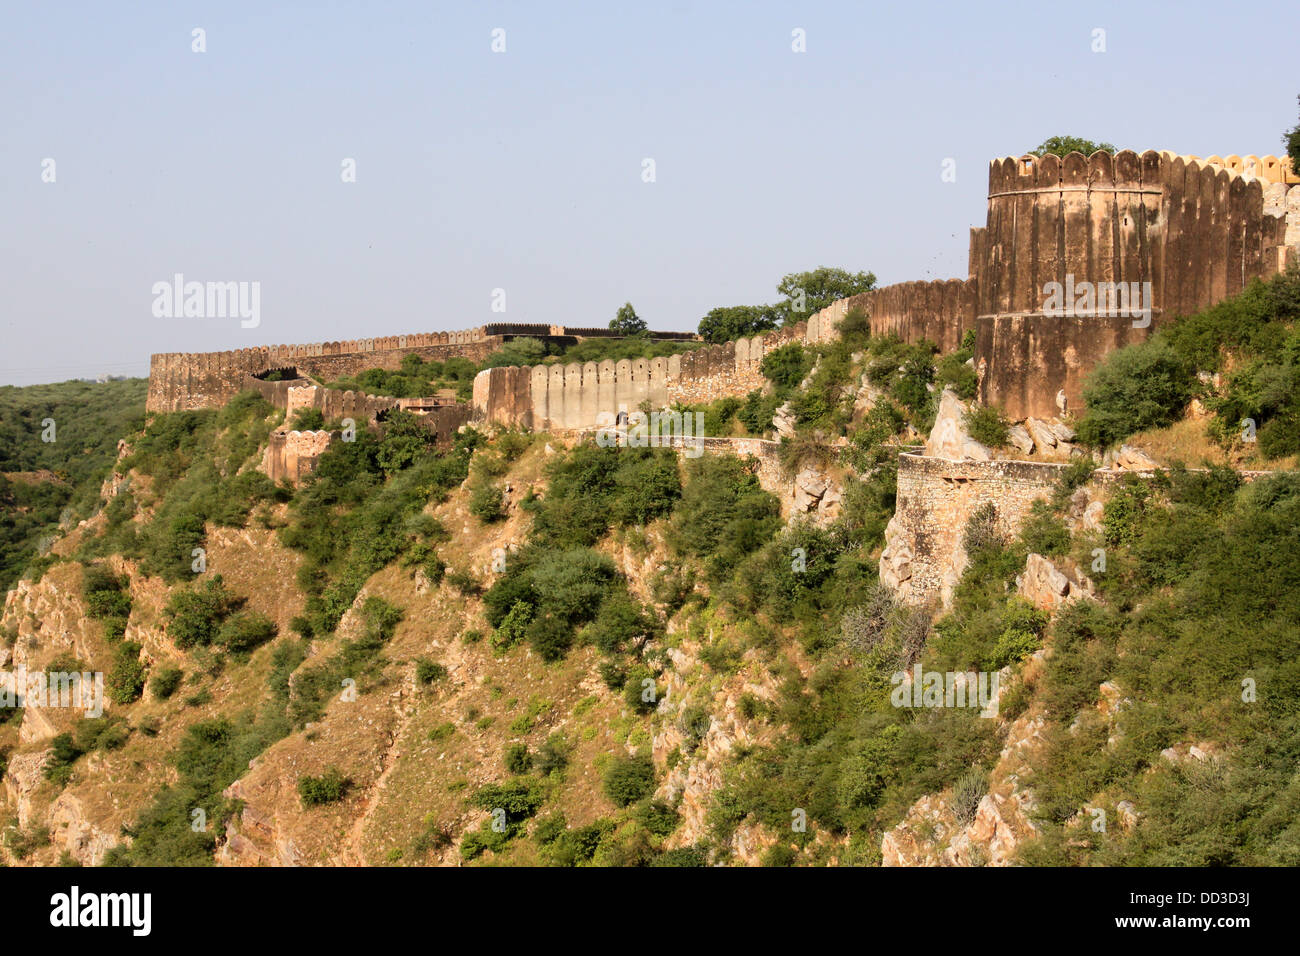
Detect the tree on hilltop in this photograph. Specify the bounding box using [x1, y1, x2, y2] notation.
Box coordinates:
[774, 267, 877, 325]
[697, 304, 781, 344]
[610, 303, 647, 337]
[694, 267, 877, 340]
[1030, 136, 1118, 158]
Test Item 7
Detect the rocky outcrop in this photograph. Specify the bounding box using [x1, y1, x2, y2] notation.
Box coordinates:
[1016, 554, 1094, 611]
[925, 389, 991, 461]
[1110, 444, 1159, 471]
[792, 469, 842, 522]
[48, 790, 117, 866]
[879, 514, 914, 600]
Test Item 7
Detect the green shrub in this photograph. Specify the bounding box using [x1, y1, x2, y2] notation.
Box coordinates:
[504, 743, 532, 775]
[760, 344, 810, 394]
[468, 480, 505, 523]
[951, 769, 986, 826]
[290, 407, 326, 430]
[165, 576, 242, 649]
[963, 404, 1009, 448]
[215, 611, 277, 654]
[415, 658, 447, 684]
[298, 767, 350, 806]
[106, 641, 147, 705]
[602, 754, 656, 806]
[149, 666, 184, 701]
[1075, 340, 1192, 447]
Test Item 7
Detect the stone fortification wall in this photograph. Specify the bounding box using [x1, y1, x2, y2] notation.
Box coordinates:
[260, 429, 336, 484]
[472, 317, 844, 431]
[148, 324, 698, 413]
[883, 453, 1071, 606]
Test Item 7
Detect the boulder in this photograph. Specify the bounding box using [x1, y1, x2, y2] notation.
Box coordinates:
[879, 514, 914, 595]
[1115, 444, 1158, 471]
[793, 468, 829, 512]
[1016, 553, 1082, 610]
[772, 402, 797, 439]
[925, 388, 992, 461]
[1006, 424, 1034, 454]
[1024, 418, 1057, 451]
[1048, 421, 1076, 443]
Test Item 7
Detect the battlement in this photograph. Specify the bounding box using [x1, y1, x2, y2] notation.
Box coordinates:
[147, 323, 698, 413]
[852, 148, 1300, 420]
[148, 145, 1300, 431]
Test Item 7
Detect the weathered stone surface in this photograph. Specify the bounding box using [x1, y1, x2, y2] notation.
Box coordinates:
[1006, 424, 1034, 454]
[1025, 418, 1057, 451]
[1048, 421, 1077, 443]
[884, 454, 1072, 606]
[772, 401, 797, 438]
[1017, 553, 1071, 608]
[925, 388, 992, 461]
[1116, 444, 1158, 470]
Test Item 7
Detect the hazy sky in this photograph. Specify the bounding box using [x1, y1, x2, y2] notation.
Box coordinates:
[2, 1, 1296, 385]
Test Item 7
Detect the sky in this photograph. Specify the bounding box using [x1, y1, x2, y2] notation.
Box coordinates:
[1, 0, 1297, 386]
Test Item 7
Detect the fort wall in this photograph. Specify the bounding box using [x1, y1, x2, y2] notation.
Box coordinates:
[260, 429, 336, 484]
[471, 319, 836, 431]
[148, 324, 699, 413]
[885, 453, 1067, 605]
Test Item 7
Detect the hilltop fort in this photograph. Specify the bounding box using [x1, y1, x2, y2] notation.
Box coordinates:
[150, 148, 1300, 438]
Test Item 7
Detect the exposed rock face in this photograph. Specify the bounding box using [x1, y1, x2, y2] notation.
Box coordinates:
[791, 468, 842, 523]
[1016, 553, 1093, 611]
[654, 640, 779, 864]
[2, 751, 48, 829]
[772, 402, 796, 439]
[1025, 418, 1057, 452]
[1113, 444, 1159, 471]
[925, 389, 991, 461]
[48, 790, 117, 866]
[881, 715, 1045, 867]
[1006, 424, 1034, 454]
[879, 514, 914, 600]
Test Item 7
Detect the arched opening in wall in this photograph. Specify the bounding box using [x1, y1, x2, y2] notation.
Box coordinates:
[255, 366, 303, 382]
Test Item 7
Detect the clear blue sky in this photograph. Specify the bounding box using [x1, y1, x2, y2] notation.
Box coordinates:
[2, 0, 1296, 385]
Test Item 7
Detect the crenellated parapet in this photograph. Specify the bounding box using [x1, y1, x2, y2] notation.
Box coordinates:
[147, 322, 699, 413]
[793, 148, 1300, 423]
[471, 319, 835, 431]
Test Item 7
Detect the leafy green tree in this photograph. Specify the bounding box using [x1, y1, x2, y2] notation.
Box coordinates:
[1030, 136, 1118, 158]
[610, 302, 647, 337]
[697, 305, 781, 343]
[775, 267, 876, 324]
[1075, 340, 1193, 447]
[760, 343, 810, 394]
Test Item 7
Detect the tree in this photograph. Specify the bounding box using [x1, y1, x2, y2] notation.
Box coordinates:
[610, 303, 647, 337]
[697, 304, 781, 343]
[774, 267, 876, 325]
[1030, 136, 1118, 158]
[1284, 95, 1300, 173]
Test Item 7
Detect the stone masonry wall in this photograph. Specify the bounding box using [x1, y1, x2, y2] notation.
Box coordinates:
[885, 453, 1066, 606]
[260, 430, 336, 484]
[148, 324, 699, 413]
[472, 316, 845, 432]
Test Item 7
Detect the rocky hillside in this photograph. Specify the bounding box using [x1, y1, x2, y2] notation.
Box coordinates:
[3, 272, 1300, 867]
